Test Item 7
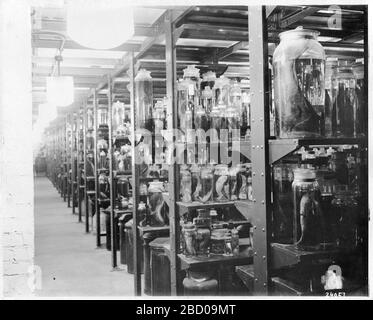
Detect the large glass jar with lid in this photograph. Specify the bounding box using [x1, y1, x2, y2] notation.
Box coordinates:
[177, 65, 200, 133]
[331, 63, 360, 137]
[182, 223, 197, 256]
[135, 69, 153, 132]
[148, 181, 167, 226]
[241, 89, 250, 137]
[292, 168, 323, 249]
[273, 27, 326, 138]
[87, 106, 94, 129]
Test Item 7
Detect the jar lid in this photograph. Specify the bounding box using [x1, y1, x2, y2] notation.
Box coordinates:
[183, 223, 196, 230]
[183, 65, 200, 79]
[293, 168, 316, 180]
[202, 71, 216, 81]
[279, 26, 320, 41]
[214, 76, 230, 88]
[209, 209, 218, 217]
[135, 68, 152, 81]
[148, 181, 164, 192]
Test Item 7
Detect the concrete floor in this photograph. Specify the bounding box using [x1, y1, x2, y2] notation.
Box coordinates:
[34, 176, 134, 297]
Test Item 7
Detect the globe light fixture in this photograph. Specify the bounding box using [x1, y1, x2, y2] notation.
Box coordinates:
[66, 0, 135, 50]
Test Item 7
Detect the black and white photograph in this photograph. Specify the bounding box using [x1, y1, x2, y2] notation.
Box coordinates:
[0, 0, 370, 302]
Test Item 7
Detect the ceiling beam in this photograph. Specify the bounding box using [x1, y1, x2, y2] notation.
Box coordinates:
[32, 38, 141, 52]
[33, 75, 103, 85]
[32, 56, 120, 66]
[33, 66, 114, 77]
[279, 7, 321, 28]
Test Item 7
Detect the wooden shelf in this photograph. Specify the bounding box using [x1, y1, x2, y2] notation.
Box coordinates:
[178, 249, 253, 270]
[177, 200, 235, 215]
[268, 137, 367, 164]
[270, 243, 354, 270]
[138, 225, 170, 237]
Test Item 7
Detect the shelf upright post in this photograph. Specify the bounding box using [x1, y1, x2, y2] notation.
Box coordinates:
[165, 9, 180, 296]
[107, 75, 118, 268]
[129, 52, 142, 295]
[71, 111, 76, 214]
[93, 89, 100, 246]
[77, 106, 83, 222]
[83, 99, 90, 232]
[248, 6, 271, 295]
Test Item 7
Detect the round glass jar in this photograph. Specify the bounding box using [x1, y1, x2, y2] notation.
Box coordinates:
[182, 223, 197, 256]
[273, 27, 326, 138]
[190, 165, 202, 202]
[292, 168, 323, 249]
[210, 227, 229, 255]
[117, 176, 129, 198]
[148, 181, 166, 226]
[331, 64, 360, 137]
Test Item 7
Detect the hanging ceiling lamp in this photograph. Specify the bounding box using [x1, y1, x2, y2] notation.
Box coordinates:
[46, 54, 74, 106]
[66, 0, 135, 50]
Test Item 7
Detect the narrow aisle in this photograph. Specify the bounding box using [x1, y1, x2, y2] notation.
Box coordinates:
[34, 176, 133, 297]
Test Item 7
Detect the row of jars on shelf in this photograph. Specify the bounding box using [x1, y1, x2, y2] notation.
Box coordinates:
[180, 163, 253, 204]
[181, 209, 243, 257]
[135, 67, 250, 139]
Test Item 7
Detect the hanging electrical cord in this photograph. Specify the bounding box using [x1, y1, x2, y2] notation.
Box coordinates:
[32, 31, 66, 76]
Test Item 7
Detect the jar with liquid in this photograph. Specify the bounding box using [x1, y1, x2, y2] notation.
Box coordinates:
[148, 181, 166, 226]
[177, 66, 200, 133]
[153, 100, 165, 134]
[331, 64, 360, 137]
[180, 165, 192, 203]
[200, 166, 214, 203]
[331, 190, 359, 249]
[87, 107, 94, 130]
[229, 165, 239, 200]
[135, 69, 153, 132]
[292, 168, 323, 249]
[241, 90, 250, 136]
[97, 104, 108, 127]
[112, 101, 125, 136]
[210, 227, 228, 255]
[117, 176, 129, 198]
[213, 77, 230, 134]
[201, 86, 213, 115]
[193, 209, 211, 256]
[237, 164, 248, 200]
[182, 223, 197, 256]
[273, 27, 326, 138]
[214, 164, 230, 201]
[353, 63, 366, 136]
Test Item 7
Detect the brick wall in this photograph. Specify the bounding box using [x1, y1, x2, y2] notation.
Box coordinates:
[0, 0, 34, 298]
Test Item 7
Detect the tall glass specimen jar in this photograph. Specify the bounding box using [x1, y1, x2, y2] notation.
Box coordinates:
[292, 168, 323, 249]
[177, 65, 200, 134]
[135, 69, 153, 132]
[273, 27, 326, 138]
[112, 101, 125, 137]
[331, 64, 360, 137]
